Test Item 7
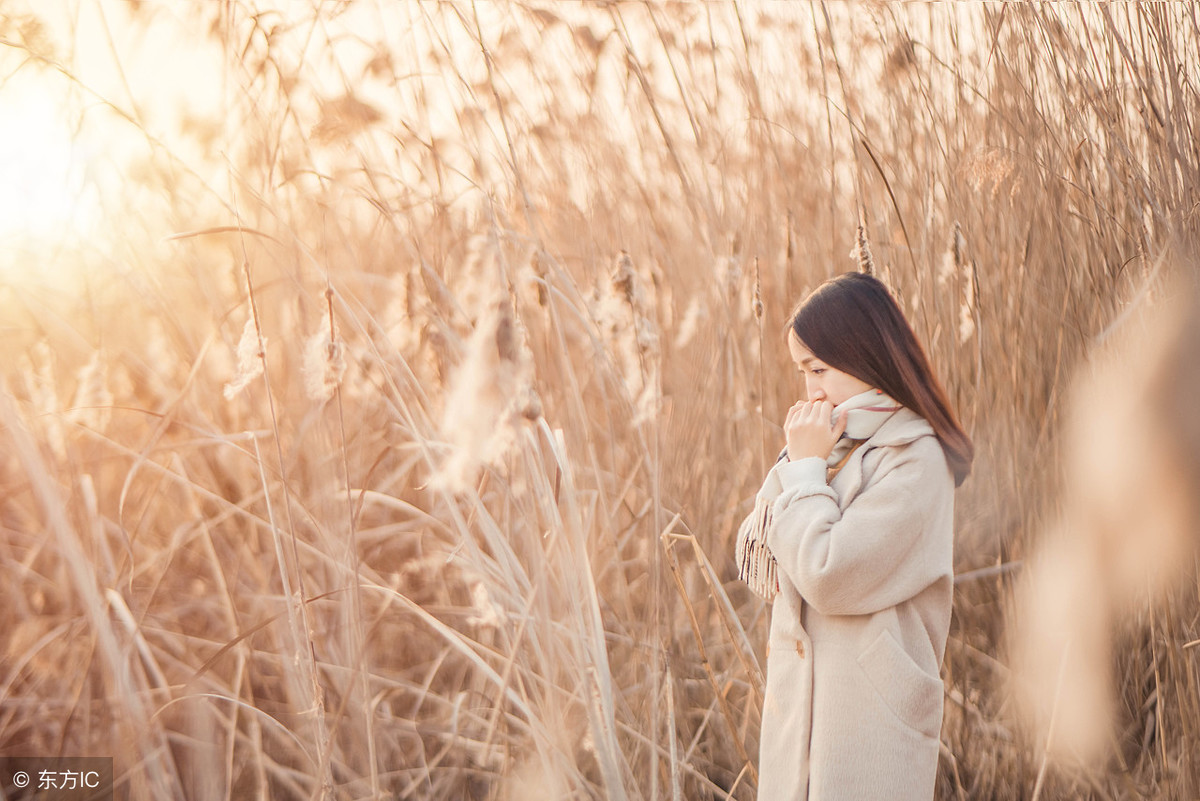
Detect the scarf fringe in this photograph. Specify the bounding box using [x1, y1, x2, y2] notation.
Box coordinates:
[736, 491, 779, 601]
[735, 391, 902, 602]
[729, 393, 902, 599]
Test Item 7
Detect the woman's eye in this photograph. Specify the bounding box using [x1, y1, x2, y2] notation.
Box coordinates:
[812, 368, 825, 375]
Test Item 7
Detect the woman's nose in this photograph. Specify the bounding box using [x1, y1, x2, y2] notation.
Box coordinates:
[809, 386, 825, 401]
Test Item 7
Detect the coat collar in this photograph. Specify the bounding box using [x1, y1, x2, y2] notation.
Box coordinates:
[832, 407, 935, 505]
[867, 406, 935, 448]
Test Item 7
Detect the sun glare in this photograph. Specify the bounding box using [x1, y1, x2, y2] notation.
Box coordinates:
[0, 81, 97, 245]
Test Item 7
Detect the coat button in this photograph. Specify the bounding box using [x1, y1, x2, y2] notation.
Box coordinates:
[795, 641, 806, 658]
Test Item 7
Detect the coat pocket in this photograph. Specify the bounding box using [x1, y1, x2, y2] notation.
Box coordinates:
[857, 628, 944, 738]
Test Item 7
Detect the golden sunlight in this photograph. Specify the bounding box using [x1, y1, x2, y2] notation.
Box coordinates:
[0, 79, 96, 243]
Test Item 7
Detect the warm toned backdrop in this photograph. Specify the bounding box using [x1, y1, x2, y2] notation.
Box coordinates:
[1, 3, 1197, 799]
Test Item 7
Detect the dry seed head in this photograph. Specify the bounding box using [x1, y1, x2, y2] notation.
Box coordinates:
[224, 316, 265, 400]
[632, 381, 661, 427]
[952, 222, 966, 270]
[529, 248, 547, 278]
[302, 333, 346, 403]
[884, 36, 917, 81]
[530, 250, 550, 307]
[364, 47, 394, 80]
[451, 233, 504, 318]
[939, 222, 965, 288]
[937, 254, 954, 288]
[612, 251, 637, 307]
[516, 384, 543, 422]
[951, 224, 977, 344]
[572, 24, 606, 59]
[593, 269, 658, 405]
[634, 315, 659, 359]
[465, 581, 504, 630]
[495, 297, 518, 363]
[753, 257, 764, 320]
[965, 148, 1015, 199]
[312, 92, 383, 143]
[850, 222, 875, 275]
[648, 258, 664, 293]
[434, 299, 522, 493]
[12, 14, 55, 59]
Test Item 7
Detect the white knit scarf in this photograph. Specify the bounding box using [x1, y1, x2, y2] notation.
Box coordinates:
[735, 390, 902, 600]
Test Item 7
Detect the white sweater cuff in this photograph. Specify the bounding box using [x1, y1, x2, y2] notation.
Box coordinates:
[775, 456, 828, 491]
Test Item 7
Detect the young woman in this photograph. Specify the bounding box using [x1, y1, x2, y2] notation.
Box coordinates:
[736, 272, 972, 801]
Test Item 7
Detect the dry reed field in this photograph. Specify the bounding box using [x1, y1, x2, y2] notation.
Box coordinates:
[1, 2, 1199, 799]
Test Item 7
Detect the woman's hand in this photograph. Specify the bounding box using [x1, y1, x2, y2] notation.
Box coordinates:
[784, 400, 847, 462]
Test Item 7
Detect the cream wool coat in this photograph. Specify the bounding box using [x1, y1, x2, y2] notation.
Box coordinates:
[753, 407, 954, 801]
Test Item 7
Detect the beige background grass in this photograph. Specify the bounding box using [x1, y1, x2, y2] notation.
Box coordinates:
[1, 2, 1198, 799]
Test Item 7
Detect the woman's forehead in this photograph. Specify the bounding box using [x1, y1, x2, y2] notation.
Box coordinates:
[786, 331, 818, 363]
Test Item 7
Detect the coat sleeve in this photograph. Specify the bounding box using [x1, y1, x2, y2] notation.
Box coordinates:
[765, 439, 952, 616]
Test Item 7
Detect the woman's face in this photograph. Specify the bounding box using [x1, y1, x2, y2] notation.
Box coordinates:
[787, 331, 873, 407]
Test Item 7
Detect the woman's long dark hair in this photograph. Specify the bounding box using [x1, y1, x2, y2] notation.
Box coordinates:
[790, 272, 974, 486]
